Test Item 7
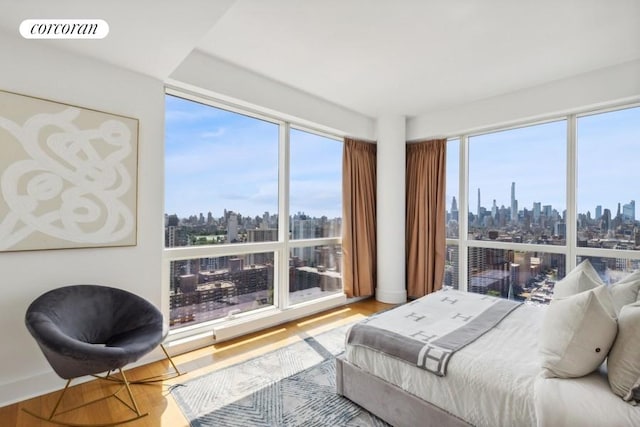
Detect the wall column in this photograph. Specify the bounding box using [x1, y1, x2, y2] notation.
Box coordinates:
[376, 116, 407, 303]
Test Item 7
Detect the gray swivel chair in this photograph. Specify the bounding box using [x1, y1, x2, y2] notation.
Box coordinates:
[24, 284, 181, 426]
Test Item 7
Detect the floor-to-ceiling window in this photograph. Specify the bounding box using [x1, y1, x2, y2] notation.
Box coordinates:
[289, 128, 343, 304]
[445, 104, 640, 303]
[575, 106, 640, 282]
[164, 91, 343, 330]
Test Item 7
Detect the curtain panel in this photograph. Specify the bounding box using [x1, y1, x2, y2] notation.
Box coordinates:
[342, 138, 377, 297]
[406, 139, 446, 298]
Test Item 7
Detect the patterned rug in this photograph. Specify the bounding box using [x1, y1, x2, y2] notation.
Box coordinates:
[171, 323, 389, 426]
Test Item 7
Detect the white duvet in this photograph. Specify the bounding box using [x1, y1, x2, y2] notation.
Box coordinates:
[346, 300, 640, 427]
[346, 303, 544, 427]
[535, 365, 640, 427]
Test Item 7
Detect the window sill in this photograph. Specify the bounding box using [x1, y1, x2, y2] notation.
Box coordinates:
[164, 293, 347, 355]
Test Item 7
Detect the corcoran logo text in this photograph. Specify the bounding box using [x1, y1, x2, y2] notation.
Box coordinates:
[20, 19, 109, 39]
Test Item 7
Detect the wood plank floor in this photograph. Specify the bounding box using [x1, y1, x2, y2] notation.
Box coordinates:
[0, 298, 393, 426]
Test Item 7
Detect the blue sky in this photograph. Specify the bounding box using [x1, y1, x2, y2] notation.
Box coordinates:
[447, 106, 640, 217]
[166, 95, 638, 221]
[165, 95, 342, 219]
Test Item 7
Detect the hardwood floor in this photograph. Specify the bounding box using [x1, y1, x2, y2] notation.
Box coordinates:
[0, 298, 393, 426]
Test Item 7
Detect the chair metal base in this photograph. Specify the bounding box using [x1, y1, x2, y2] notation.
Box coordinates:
[99, 344, 185, 385]
[22, 369, 148, 426]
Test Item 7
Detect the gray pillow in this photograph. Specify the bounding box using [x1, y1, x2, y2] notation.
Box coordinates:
[539, 285, 617, 378]
[608, 301, 640, 403]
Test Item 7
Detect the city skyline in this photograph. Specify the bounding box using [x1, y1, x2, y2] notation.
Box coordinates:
[448, 180, 636, 222]
[447, 106, 640, 218]
[166, 210, 337, 222]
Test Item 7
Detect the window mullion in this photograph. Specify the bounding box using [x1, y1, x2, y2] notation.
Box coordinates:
[459, 134, 469, 292]
[278, 122, 291, 309]
[566, 114, 577, 273]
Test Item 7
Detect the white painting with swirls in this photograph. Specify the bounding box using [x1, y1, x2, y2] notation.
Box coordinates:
[0, 90, 138, 251]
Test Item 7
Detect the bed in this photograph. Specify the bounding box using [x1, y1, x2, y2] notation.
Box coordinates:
[336, 285, 640, 427]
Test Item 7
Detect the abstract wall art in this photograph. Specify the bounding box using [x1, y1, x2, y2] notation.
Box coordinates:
[0, 90, 138, 251]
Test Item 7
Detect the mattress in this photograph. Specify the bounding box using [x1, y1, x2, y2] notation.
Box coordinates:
[345, 301, 545, 427]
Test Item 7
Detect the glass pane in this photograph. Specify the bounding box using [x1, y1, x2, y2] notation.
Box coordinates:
[577, 255, 640, 284]
[468, 121, 566, 245]
[169, 253, 274, 329]
[443, 244, 459, 289]
[446, 139, 459, 238]
[577, 106, 640, 251]
[289, 128, 342, 239]
[289, 244, 342, 305]
[468, 247, 566, 304]
[165, 95, 279, 248]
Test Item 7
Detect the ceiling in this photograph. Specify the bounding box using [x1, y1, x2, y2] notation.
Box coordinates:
[0, 0, 236, 82]
[2, 0, 640, 118]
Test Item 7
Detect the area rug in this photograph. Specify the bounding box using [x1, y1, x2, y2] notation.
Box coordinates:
[171, 323, 389, 426]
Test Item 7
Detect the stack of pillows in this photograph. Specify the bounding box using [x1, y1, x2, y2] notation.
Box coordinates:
[538, 259, 640, 403]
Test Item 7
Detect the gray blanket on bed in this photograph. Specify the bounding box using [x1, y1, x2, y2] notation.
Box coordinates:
[347, 289, 521, 376]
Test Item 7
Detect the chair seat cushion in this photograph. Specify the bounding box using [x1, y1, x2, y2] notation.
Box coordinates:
[26, 285, 165, 379]
[106, 324, 164, 358]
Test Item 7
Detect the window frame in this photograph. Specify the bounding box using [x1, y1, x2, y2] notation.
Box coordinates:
[163, 87, 344, 343]
[445, 102, 640, 293]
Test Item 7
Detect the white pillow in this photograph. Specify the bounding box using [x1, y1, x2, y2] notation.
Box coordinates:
[539, 286, 617, 378]
[610, 270, 640, 315]
[608, 301, 640, 403]
[553, 259, 604, 299]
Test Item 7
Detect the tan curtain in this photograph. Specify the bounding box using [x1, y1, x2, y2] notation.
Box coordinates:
[406, 139, 446, 298]
[342, 138, 376, 297]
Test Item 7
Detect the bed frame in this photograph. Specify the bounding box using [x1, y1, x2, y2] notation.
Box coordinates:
[336, 355, 471, 427]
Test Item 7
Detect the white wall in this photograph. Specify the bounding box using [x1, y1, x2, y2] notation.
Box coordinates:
[0, 35, 165, 406]
[0, 33, 377, 407]
[168, 50, 376, 140]
[407, 59, 640, 139]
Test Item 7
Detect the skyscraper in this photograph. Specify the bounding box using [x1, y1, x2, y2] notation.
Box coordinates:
[477, 188, 481, 218]
[510, 182, 518, 222]
[450, 196, 459, 221]
[533, 202, 541, 222]
[227, 212, 238, 243]
[623, 200, 635, 221]
[595, 205, 602, 220]
[602, 208, 612, 232]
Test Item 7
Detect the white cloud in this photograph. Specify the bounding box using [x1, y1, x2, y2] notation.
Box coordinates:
[200, 128, 225, 139]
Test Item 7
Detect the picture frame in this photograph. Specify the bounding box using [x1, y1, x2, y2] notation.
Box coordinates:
[0, 89, 138, 252]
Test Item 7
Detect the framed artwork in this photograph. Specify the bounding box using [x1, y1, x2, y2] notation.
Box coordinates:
[0, 89, 138, 252]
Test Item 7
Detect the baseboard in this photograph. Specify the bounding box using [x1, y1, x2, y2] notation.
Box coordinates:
[0, 369, 67, 408]
[375, 287, 407, 304]
[0, 347, 166, 408]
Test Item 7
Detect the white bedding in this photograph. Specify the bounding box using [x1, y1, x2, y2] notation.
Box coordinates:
[535, 365, 640, 427]
[345, 302, 544, 427]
